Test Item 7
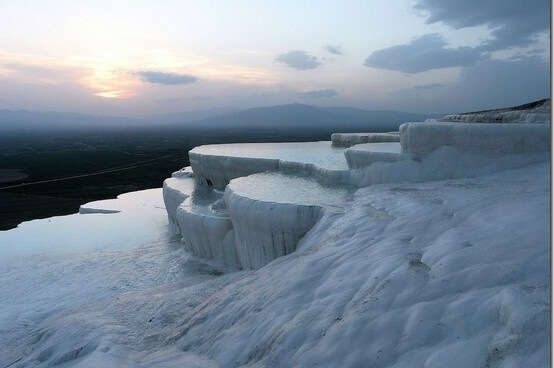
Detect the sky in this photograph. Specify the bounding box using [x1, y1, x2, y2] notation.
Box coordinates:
[0, 0, 550, 116]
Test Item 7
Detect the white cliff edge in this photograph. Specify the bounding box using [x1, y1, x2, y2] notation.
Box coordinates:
[439, 98, 551, 124]
[163, 120, 549, 270]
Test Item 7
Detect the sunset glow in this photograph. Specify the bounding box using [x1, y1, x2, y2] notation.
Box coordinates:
[0, 0, 549, 115]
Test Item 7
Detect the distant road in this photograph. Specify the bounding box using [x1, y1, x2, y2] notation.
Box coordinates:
[0, 153, 179, 190]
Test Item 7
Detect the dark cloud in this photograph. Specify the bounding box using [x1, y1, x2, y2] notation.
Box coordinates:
[297, 89, 338, 98]
[136, 71, 198, 85]
[324, 45, 342, 55]
[366, 1, 549, 74]
[414, 0, 549, 51]
[275, 50, 321, 70]
[391, 56, 549, 113]
[364, 33, 483, 73]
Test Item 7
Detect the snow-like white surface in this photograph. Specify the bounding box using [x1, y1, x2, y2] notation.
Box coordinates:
[225, 172, 351, 269]
[349, 142, 402, 154]
[162, 175, 240, 268]
[2, 119, 552, 366]
[344, 142, 405, 168]
[171, 166, 194, 178]
[189, 141, 348, 189]
[171, 163, 550, 367]
[168, 123, 550, 270]
[400, 122, 550, 157]
[350, 146, 548, 187]
[163, 177, 196, 234]
[440, 100, 551, 124]
[1, 163, 548, 367]
[331, 132, 400, 147]
[175, 189, 240, 269]
[164, 169, 352, 270]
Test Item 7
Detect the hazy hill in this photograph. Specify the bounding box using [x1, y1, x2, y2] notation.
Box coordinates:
[149, 106, 239, 124]
[0, 104, 437, 133]
[182, 103, 437, 132]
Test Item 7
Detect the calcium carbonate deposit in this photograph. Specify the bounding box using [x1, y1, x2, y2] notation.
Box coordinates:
[0, 111, 549, 367]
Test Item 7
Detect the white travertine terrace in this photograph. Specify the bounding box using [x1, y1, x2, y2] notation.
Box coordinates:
[331, 131, 400, 147]
[163, 120, 550, 269]
[175, 189, 239, 268]
[225, 172, 350, 269]
[162, 176, 195, 234]
[400, 122, 550, 157]
[440, 99, 551, 124]
[171, 166, 194, 178]
[4, 102, 550, 366]
[189, 141, 348, 189]
[344, 142, 405, 169]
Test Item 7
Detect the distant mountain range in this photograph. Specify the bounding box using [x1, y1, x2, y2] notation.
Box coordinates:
[182, 104, 437, 132]
[0, 104, 438, 132]
[149, 106, 239, 124]
[0, 109, 143, 131]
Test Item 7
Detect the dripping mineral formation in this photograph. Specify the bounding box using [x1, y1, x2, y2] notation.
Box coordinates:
[163, 100, 550, 270]
[0, 99, 549, 367]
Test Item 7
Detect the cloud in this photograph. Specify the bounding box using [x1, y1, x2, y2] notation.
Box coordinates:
[365, 33, 483, 73]
[413, 83, 445, 90]
[390, 56, 549, 113]
[136, 71, 198, 85]
[366, 1, 549, 75]
[324, 45, 342, 55]
[414, 0, 549, 51]
[448, 56, 550, 110]
[1, 62, 85, 83]
[275, 50, 321, 70]
[392, 83, 445, 98]
[154, 96, 212, 103]
[297, 89, 338, 98]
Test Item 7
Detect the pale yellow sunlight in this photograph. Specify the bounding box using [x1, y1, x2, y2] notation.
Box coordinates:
[1, 15, 278, 100]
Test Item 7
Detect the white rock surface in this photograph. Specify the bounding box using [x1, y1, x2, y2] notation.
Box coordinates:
[171, 123, 550, 270]
[172, 162, 548, 367]
[350, 146, 548, 187]
[225, 172, 350, 269]
[4, 116, 550, 366]
[331, 132, 400, 147]
[440, 99, 550, 124]
[400, 122, 550, 157]
[163, 175, 239, 268]
[175, 189, 240, 268]
[3, 163, 547, 367]
[189, 141, 348, 189]
[344, 142, 407, 169]
[172, 166, 194, 178]
[162, 177, 196, 234]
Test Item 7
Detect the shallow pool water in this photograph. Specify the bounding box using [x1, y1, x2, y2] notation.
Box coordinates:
[191, 141, 348, 170]
[228, 172, 351, 208]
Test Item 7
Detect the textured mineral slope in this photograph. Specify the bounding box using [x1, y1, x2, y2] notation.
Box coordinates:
[0, 163, 548, 367]
[440, 98, 550, 123]
[0, 106, 550, 367]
